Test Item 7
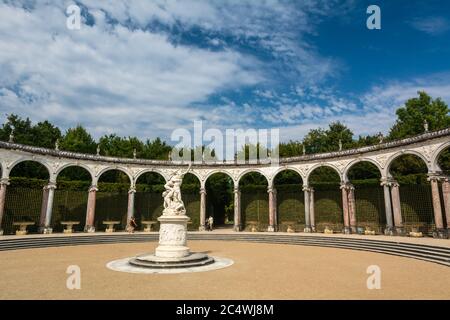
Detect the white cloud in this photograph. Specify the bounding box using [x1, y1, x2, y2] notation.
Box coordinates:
[410, 16, 450, 35]
[0, 2, 262, 139]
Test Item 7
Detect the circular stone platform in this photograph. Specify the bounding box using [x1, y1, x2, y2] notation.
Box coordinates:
[129, 252, 215, 268]
[107, 256, 233, 274]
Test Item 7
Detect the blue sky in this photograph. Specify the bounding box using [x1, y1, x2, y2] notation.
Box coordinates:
[0, 0, 450, 143]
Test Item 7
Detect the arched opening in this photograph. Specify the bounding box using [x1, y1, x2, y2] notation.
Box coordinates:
[239, 172, 268, 231]
[347, 161, 385, 234]
[437, 147, 450, 176]
[308, 166, 343, 232]
[388, 154, 433, 235]
[95, 169, 131, 231]
[53, 166, 93, 233]
[181, 172, 201, 231]
[3, 161, 50, 234]
[134, 171, 166, 231]
[205, 172, 234, 228]
[273, 169, 303, 232]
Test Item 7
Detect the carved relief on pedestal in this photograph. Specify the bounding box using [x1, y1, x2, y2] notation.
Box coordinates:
[159, 223, 186, 245]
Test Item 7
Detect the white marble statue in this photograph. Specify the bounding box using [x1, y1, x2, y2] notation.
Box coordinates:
[162, 164, 191, 216]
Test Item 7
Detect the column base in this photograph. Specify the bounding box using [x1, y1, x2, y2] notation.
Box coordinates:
[198, 225, 206, 231]
[84, 226, 96, 233]
[350, 226, 357, 234]
[384, 227, 395, 236]
[40, 227, 53, 234]
[433, 229, 448, 239]
[343, 227, 352, 234]
[267, 225, 275, 232]
[0, 229, 3, 236]
[303, 227, 312, 233]
[395, 227, 406, 236]
[233, 225, 242, 232]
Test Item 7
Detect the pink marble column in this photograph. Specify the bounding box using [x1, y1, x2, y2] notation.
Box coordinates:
[309, 187, 315, 232]
[429, 176, 446, 238]
[199, 187, 206, 231]
[442, 177, 450, 231]
[347, 184, 357, 233]
[126, 187, 136, 227]
[340, 183, 350, 234]
[273, 188, 278, 231]
[267, 186, 275, 232]
[390, 181, 404, 235]
[85, 185, 98, 232]
[233, 186, 241, 231]
[0, 178, 10, 235]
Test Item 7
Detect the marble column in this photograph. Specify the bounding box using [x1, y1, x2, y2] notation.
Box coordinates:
[303, 185, 311, 232]
[390, 181, 404, 235]
[39, 185, 50, 230]
[381, 180, 394, 235]
[267, 186, 276, 232]
[126, 187, 136, 226]
[199, 187, 207, 231]
[85, 185, 98, 232]
[442, 177, 450, 233]
[0, 178, 10, 235]
[233, 186, 241, 231]
[429, 176, 447, 238]
[309, 187, 315, 232]
[340, 183, 350, 234]
[347, 184, 357, 233]
[42, 182, 57, 234]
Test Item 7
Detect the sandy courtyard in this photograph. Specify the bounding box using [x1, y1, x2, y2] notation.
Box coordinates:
[0, 240, 449, 300]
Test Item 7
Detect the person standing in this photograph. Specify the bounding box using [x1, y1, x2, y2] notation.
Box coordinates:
[208, 216, 214, 231]
[127, 216, 138, 233]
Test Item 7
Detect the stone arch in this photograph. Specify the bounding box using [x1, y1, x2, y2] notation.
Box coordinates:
[305, 163, 342, 185]
[55, 163, 95, 183]
[272, 167, 304, 231]
[385, 150, 431, 176]
[204, 169, 235, 185]
[95, 166, 133, 186]
[271, 166, 304, 184]
[237, 168, 269, 186]
[134, 168, 168, 183]
[431, 140, 450, 172]
[343, 158, 382, 182]
[7, 157, 52, 180]
[204, 170, 235, 226]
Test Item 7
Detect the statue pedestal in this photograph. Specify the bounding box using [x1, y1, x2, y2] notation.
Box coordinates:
[155, 215, 190, 258]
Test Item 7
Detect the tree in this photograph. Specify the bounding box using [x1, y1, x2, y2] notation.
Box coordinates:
[60, 125, 97, 154]
[0, 114, 62, 147]
[141, 138, 172, 160]
[303, 121, 354, 153]
[389, 91, 450, 140]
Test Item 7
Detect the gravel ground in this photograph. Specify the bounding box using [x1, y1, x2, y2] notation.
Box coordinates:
[0, 240, 449, 300]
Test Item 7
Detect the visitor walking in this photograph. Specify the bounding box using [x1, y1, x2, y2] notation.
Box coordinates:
[127, 216, 138, 233]
[208, 216, 214, 231]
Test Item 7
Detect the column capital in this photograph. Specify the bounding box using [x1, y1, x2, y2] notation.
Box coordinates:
[340, 182, 353, 190]
[380, 177, 395, 187]
[267, 186, 274, 193]
[233, 186, 240, 193]
[199, 187, 207, 195]
[128, 187, 136, 194]
[427, 173, 442, 182]
[45, 182, 57, 190]
[0, 177, 10, 186]
[88, 185, 99, 192]
[302, 185, 310, 192]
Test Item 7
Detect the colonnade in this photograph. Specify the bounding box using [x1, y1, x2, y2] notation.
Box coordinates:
[0, 171, 449, 238]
